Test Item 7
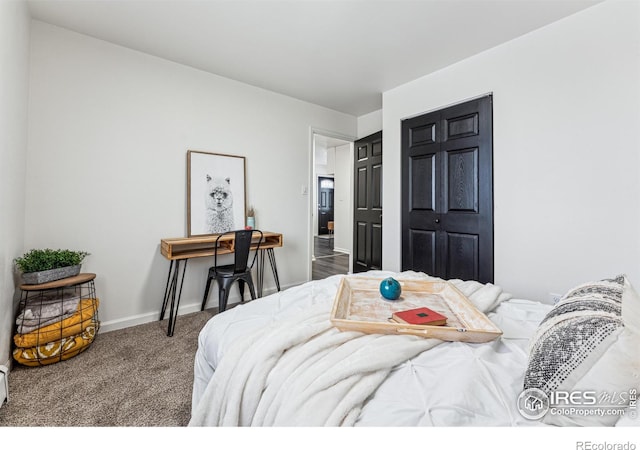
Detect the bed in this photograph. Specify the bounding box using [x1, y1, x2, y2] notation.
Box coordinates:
[189, 270, 639, 427]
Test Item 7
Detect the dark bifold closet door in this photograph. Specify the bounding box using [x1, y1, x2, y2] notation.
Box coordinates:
[353, 131, 382, 273]
[401, 95, 493, 283]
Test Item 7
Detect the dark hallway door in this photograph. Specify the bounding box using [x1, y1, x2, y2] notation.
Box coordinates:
[401, 95, 493, 283]
[353, 131, 382, 273]
[317, 177, 334, 235]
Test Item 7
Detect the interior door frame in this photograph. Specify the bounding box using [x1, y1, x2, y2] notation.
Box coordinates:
[308, 127, 356, 282]
[317, 175, 335, 235]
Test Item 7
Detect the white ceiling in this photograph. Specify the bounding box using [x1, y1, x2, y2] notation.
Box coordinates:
[26, 0, 602, 116]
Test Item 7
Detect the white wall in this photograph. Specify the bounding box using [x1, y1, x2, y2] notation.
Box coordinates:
[357, 109, 382, 139]
[26, 22, 356, 331]
[383, 0, 640, 302]
[332, 143, 353, 255]
[0, 1, 30, 366]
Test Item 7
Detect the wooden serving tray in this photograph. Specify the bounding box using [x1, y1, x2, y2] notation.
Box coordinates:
[330, 277, 502, 343]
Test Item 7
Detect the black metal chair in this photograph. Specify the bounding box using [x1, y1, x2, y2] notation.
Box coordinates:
[201, 229, 263, 313]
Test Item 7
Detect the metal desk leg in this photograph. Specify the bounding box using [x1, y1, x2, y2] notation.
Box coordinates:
[160, 259, 188, 337]
[255, 248, 280, 298]
[159, 260, 174, 321]
[257, 249, 266, 298]
[266, 248, 281, 292]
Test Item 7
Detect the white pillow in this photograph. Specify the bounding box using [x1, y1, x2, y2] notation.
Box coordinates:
[523, 275, 640, 426]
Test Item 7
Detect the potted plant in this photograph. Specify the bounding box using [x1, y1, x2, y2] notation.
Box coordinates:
[15, 249, 90, 284]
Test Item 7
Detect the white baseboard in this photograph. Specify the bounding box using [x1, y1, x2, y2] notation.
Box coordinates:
[332, 247, 350, 255]
[98, 282, 301, 334]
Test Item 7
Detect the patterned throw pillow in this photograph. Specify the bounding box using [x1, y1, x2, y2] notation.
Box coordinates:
[523, 275, 640, 426]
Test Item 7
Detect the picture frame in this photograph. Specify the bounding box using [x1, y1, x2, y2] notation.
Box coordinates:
[187, 150, 246, 237]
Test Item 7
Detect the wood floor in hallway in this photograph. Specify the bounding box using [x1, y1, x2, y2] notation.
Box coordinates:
[312, 235, 349, 280]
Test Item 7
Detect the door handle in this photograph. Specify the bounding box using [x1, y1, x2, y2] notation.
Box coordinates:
[435, 219, 440, 223]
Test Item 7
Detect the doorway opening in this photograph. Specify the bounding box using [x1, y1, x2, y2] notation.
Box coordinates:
[317, 176, 334, 236]
[311, 131, 354, 280]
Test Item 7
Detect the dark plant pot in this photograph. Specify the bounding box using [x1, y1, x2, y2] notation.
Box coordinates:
[21, 265, 81, 285]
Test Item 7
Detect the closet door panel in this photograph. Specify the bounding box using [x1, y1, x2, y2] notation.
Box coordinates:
[408, 229, 437, 276]
[444, 232, 479, 281]
[410, 153, 436, 212]
[445, 147, 478, 213]
[402, 95, 493, 283]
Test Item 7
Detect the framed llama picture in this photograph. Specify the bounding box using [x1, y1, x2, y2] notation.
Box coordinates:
[187, 150, 246, 237]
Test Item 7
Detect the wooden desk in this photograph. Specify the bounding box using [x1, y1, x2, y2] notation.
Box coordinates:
[159, 231, 283, 336]
[161, 231, 282, 260]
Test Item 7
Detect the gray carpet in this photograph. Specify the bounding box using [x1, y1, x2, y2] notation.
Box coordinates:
[0, 310, 214, 427]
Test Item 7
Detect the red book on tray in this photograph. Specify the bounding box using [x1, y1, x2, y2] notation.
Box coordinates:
[391, 307, 447, 326]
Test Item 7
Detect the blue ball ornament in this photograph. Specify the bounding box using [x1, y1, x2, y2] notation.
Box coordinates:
[380, 277, 401, 300]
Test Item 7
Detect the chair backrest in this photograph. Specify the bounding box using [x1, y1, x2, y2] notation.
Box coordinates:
[214, 229, 264, 274]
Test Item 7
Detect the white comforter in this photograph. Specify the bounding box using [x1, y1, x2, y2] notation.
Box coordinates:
[189, 271, 553, 426]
